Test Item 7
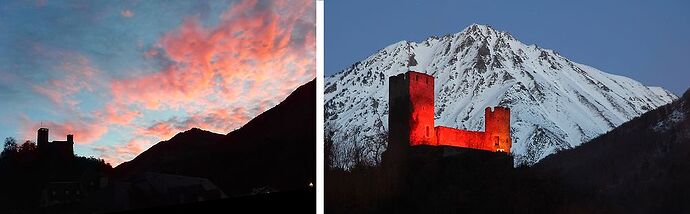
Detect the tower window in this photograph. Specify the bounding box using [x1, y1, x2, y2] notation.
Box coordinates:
[426, 126, 430, 137]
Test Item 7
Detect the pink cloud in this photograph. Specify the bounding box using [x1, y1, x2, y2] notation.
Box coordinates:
[26, 0, 314, 165]
[27, 52, 140, 145]
[121, 9, 134, 18]
[111, 0, 315, 113]
[94, 104, 141, 125]
[94, 138, 153, 166]
[20, 115, 108, 145]
[33, 54, 100, 110]
[136, 107, 250, 140]
[138, 122, 175, 140]
[144, 49, 159, 58]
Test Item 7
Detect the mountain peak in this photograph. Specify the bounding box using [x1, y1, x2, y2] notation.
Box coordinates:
[465, 23, 494, 32]
[461, 24, 508, 38]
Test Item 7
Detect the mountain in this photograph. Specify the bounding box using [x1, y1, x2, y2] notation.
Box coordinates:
[325, 24, 677, 167]
[115, 79, 315, 196]
[534, 88, 690, 212]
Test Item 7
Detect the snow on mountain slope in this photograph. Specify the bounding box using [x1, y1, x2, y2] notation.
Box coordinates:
[325, 24, 677, 168]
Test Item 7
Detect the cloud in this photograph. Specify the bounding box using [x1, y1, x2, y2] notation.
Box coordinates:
[121, 9, 134, 18]
[94, 104, 141, 125]
[22, 0, 314, 166]
[137, 107, 250, 139]
[92, 138, 153, 166]
[25, 52, 140, 144]
[111, 0, 314, 134]
[32, 53, 101, 111]
[20, 115, 108, 145]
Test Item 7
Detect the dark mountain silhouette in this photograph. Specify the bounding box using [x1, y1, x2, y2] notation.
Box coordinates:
[533, 88, 690, 212]
[116, 79, 316, 197]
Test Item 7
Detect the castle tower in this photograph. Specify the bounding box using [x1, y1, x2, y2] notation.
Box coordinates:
[37, 128, 49, 149]
[388, 72, 411, 158]
[385, 71, 436, 196]
[484, 107, 511, 153]
[388, 71, 436, 148]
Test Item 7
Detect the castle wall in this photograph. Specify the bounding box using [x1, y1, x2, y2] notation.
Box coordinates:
[435, 126, 489, 151]
[51, 141, 74, 158]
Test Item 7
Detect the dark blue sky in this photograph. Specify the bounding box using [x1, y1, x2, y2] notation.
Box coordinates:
[326, 0, 689, 95]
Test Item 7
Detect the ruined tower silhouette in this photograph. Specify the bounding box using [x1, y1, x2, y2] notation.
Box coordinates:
[388, 71, 512, 155]
[37, 128, 75, 159]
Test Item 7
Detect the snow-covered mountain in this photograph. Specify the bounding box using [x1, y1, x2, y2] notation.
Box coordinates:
[325, 24, 677, 168]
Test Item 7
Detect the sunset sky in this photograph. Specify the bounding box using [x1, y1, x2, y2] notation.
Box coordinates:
[0, 0, 315, 165]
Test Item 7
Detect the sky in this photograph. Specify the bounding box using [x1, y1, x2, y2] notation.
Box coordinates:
[0, 0, 315, 166]
[326, 0, 689, 95]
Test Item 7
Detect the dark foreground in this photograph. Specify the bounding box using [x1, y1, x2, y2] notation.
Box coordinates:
[327, 89, 690, 213]
[112, 189, 315, 214]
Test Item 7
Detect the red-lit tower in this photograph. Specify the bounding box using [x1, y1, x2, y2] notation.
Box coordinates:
[388, 71, 436, 149]
[484, 107, 511, 153]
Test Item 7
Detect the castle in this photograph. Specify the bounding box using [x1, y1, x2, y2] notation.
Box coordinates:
[388, 71, 511, 155]
[37, 127, 74, 159]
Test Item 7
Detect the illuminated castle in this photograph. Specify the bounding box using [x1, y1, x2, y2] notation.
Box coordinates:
[388, 71, 511, 154]
[37, 128, 74, 159]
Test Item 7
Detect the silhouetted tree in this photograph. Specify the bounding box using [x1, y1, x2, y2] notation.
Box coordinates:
[347, 126, 370, 169]
[18, 140, 36, 153]
[325, 123, 336, 169]
[1, 137, 18, 158]
[369, 127, 387, 165]
[16, 140, 38, 164]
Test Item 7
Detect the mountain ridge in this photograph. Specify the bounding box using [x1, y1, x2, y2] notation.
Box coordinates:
[115, 79, 316, 196]
[531, 88, 690, 212]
